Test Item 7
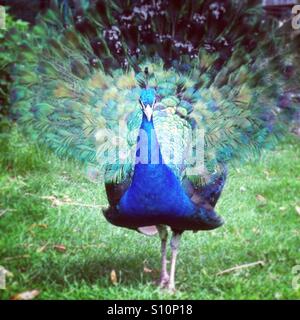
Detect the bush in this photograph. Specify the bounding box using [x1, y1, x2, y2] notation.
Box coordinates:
[0, 11, 29, 124]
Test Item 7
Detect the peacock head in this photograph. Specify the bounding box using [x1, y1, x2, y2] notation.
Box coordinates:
[139, 88, 156, 122]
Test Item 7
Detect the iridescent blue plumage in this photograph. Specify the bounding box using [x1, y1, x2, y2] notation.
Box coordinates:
[105, 89, 224, 231]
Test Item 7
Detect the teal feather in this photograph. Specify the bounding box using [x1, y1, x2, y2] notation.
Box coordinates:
[9, 0, 299, 190]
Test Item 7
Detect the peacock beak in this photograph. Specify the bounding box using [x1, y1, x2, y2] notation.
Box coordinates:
[144, 104, 153, 121]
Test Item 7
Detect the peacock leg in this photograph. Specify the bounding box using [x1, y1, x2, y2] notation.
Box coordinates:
[157, 225, 169, 288]
[168, 231, 181, 292]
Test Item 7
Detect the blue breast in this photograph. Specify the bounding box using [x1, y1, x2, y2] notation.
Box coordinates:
[118, 113, 195, 226]
[119, 163, 195, 218]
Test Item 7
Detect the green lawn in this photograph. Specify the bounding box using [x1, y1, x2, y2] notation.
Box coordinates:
[0, 126, 299, 300]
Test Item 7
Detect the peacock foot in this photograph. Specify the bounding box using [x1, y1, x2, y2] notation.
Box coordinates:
[154, 273, 169, 288]
[166, 283, 176, 294]
[158, 275, 170, 289]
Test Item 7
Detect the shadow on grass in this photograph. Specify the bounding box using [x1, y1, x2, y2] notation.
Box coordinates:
[29, 251, 159, 288]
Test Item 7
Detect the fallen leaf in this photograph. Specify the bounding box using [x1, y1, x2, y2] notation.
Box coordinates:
[37, 244, 48, 253]
[10, 290, 40, 300]
[38, 224, 48, 229]
[53, 244, 66, 253]
[110, 269, 117, 285]
[295, 206, 300, 215]
[256, 194, 267, 204]
[29, 223, 48, 230]
[143, 267, 153, 273]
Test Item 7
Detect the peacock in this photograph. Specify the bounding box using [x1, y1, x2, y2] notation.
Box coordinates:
[9, 0, 299, 291]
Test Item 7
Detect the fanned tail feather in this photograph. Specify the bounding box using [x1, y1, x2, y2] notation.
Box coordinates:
[10, 0, 299, 187]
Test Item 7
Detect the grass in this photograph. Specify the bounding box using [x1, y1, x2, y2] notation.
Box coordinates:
[0, 126, 299, 300]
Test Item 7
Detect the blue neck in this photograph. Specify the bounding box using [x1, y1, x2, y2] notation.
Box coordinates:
[136, 114, 163, 165]
[119, 111, 196, 219]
